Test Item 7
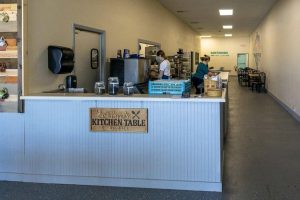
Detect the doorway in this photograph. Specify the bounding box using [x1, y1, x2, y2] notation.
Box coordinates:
[138, 39, 160, 64]
[73, 24, 106, 92]
[237, 53, 248, 69]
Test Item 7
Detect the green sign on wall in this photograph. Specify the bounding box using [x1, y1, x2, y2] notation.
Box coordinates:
[210, 51, 229, 56]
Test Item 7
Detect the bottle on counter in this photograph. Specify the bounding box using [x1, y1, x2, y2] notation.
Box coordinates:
[117, 49, 122, 59]
[123, 49, 130, 59]
[108, 77, 119, 95]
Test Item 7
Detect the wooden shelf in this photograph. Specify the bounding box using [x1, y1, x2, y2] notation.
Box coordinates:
[0, 69, 18, 83]
[0, 50, 17, 58]
[0, 4, 17, 12]
[0, 94, 18, 102]
[0, 4, 19, 112]
[0, 94, 18, 113]
[0, 21, 17, 32]
[0, 77, 18, 84]
[0, 69, 17, 76]
[0, 11, 17, 21]
[0, 9, 17, 32]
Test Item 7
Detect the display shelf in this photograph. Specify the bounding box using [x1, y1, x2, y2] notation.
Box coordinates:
[0, 76, 18, 84]
[0, 94, 18, 112]
[0, 50, 18, 58]
[0, 69, 18, 77]
[0, 69, 18, 84]
[0, 94, 17, 102]
[0, 11, 17, 21]
[0, 3, 19, 113]
[0, 82, 18, 95]
[0, 21, 17, 32]
[0, 4, 17, 12]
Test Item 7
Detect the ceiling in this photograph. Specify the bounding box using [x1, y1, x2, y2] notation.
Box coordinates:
[159, 0, 278, 37]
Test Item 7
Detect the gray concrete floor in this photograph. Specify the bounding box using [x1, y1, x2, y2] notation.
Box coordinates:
[223, 77, 300, 200]
[0, 77, 300, 200]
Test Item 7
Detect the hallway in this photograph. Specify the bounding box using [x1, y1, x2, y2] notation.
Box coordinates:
[223, 77, 300, 200]
[0, 77, 299, 200]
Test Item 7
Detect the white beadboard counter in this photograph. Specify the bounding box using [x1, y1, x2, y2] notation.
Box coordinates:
[1, 96, 227, 192]
[1, 74, 229, 192]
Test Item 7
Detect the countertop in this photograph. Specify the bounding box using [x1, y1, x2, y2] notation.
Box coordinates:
[21, 90, 227, 103]
[21, 72, 229, 103]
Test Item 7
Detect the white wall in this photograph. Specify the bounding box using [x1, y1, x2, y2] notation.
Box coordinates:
[25, 0, 201, 94]
[249, 0, 300, 117]
[201, 37, 250, 75]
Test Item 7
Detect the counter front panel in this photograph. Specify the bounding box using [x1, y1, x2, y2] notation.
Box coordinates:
[0, 98, 223, 192]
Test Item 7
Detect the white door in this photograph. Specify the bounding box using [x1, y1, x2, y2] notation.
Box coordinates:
[74, 30, 101, 92]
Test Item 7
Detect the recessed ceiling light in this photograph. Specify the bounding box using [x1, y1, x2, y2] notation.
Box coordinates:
[223, 25, 233, 29]
[200, 36, 212, 38]
[219, 9, 233, 16]
[225, 34, 233, 37]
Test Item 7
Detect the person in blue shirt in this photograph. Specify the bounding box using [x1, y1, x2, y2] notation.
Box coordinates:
[192, 56, 212, 94]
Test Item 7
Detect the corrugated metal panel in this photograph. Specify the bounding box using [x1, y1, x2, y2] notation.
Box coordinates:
[0, 113, 24, 173]
[24, 100, 221, 183]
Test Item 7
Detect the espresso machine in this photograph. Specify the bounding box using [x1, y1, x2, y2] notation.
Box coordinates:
[110, 58, 150, 93]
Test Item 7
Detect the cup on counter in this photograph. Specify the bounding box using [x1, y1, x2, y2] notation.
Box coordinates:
[94, 81, 106, 95]
[123, 82, 134, 96]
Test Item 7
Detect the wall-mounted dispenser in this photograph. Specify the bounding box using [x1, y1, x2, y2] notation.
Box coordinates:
[48, 46, 74, 74]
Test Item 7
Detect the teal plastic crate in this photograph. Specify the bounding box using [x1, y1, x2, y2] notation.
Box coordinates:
[148, 80, 191, 95]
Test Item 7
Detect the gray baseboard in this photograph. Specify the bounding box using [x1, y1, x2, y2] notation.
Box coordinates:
[268, 91, 300, 123]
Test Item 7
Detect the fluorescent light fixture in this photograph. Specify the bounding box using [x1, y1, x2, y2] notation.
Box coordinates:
[223, 25, 233, 29]
[225, 34, 233, 37]
[219, 9, 233, 16]
[200, 35, 212, 38]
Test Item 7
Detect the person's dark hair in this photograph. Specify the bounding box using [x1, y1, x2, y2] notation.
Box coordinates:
[200, 56, 210, 62]
[204, 54, 210, 61]
[157, 50, 166, 58]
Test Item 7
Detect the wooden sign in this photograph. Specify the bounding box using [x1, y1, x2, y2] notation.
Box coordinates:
[90, 108, 148, 133]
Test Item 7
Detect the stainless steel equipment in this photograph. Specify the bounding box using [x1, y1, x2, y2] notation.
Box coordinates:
[124, 59, 150, 84]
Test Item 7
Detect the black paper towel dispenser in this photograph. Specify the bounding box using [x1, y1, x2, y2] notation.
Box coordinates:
[48, 46, 74, 74]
